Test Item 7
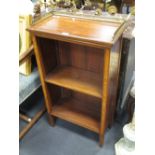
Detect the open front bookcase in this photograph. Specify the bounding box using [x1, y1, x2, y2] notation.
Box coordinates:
[28, 14, 127, 146]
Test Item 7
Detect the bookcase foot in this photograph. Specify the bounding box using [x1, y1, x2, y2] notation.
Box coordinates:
[108, 123, 112, 129]
[99, 134, 104, 146]
[47, 114, 56, 127]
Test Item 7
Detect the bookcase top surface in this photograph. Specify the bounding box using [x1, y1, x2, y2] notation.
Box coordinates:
[28, 15, 127, 47]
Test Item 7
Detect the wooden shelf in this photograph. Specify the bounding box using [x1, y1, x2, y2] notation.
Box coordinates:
[45, 66, 102, 98]
[50, 97, 100, 133]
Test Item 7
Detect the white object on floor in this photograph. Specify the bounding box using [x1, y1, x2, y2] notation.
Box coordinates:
[115, 85, 135, 155]
[123, 113, 135, 142]
[115, 138, 135, 155]
[115, 114, 135, 155]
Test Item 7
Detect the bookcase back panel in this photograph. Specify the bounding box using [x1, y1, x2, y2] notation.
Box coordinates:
[72, 91, 101, 106]
[46, 84, 101, 115]
[58, 41, 104, 75]
[36, 37, 104, 80]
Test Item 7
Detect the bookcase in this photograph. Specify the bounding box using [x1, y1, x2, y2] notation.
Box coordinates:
[28, 14, 127, 146]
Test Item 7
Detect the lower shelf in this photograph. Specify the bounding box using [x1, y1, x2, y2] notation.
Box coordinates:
[50, 97, 101, 133]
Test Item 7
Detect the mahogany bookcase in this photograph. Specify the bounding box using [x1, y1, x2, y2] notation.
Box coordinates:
[28, 14, 127, 146]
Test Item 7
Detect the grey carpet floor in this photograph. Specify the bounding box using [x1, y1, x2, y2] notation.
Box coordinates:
[19, 89, 124, 155]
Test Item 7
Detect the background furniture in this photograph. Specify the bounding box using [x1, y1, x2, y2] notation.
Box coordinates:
[19, 14, 33, 75]
[19, 45, 46, 140]
[28, 14, 128, 146]
[117, 18, 135, 119]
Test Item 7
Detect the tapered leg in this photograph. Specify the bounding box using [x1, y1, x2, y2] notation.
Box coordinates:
[99, 134, 104, 146]
[47, 114, 56, 127]
[99, 48, 110, 147]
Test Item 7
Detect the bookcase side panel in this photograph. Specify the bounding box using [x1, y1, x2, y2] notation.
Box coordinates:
[32, 36, 54, 113]
[108, 37, 123, 126]
[36, 37, 59, 76]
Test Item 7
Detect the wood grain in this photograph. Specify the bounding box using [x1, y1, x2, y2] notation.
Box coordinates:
[99, 48, 111, 146]
[108, 38, 123, 125]
[28, 15, 125, 48]
[28, 15, 125, 146]
[45, 66, 102, 98]
[19, 45, 34, 66]
[32, 35, 53, 113]
[58, 42, 104, 73]
[50, 97, 101, 133]
[19, 107, 46, 140]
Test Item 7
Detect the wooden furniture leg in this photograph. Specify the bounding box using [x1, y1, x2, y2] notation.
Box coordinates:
[19, 114, 31, 123]
[47, 114, 56, 127]
[19, 107, 46, 140]
[99, 48, 110, 146]
[19, 45, 46, 140]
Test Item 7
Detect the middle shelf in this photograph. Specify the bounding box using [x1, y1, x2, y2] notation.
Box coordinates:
[45, 66, 102, 98]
